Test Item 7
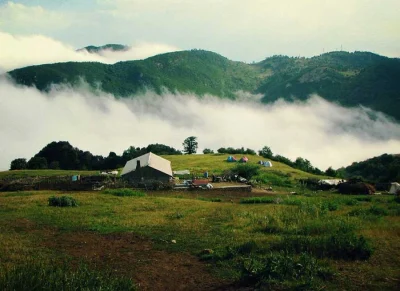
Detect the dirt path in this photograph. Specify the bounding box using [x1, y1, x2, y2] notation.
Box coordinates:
[42, 230, 232, 291]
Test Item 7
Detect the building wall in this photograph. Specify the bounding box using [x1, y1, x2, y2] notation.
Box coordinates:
[122, 166, 171, 183]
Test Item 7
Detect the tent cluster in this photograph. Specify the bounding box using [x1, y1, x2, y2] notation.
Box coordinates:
[226, 156, 249, 163]
[258, 160, 273, 167]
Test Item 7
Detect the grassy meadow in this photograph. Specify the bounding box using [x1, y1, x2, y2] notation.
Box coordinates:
[0, 189, 399, 290]
[0, 154, 399, 290]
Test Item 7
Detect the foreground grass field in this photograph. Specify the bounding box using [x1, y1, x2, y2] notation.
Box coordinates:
[0, 189, 399, 290]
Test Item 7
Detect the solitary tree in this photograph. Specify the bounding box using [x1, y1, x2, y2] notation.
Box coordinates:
[10, 158, 27, 170]
[182, 136, 198, 154]
[258, 146, 273, 158]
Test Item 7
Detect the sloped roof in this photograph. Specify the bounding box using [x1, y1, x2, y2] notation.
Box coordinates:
[121, 152, 173, 177]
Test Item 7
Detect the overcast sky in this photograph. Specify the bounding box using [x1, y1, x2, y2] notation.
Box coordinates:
[1, 0, 399, 62]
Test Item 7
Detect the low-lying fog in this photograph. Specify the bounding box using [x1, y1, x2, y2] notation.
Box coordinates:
[1, 78, 400, 171]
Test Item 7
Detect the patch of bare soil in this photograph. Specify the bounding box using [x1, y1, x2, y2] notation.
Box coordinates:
[42, 230, 234, 291]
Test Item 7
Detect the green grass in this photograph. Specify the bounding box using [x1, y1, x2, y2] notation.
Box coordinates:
[0, 261, 136, 291]
[0, 190, 399, 290]
[102, 188, 146, 197]
[0, 169, 98, 179]
[165, 153, 327, 180]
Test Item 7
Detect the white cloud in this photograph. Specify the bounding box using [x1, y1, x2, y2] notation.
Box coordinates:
[96, 0, 400, 60]
[0, 2, 70, 33]
[1, 1, 399, 62]
[1, 78, 399, 171]
[0, 31, 180, 72]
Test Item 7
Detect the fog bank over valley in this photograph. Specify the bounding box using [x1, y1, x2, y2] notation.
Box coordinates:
[1, 78, 399, 171]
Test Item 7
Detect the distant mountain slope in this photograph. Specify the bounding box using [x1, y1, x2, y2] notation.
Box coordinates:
[7, 49, 400, 120]
[9, 50, 261, 98]
[343, 153, 400, 183]
[256, 51, 400, 121]
[77, 44, 129, 53]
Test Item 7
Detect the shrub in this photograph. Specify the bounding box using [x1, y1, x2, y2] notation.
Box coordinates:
[232, 164, 260, 179]
[273, 232, 373, 260]
[198, 197, 222, 202]
[0, 261, 135, 291]
[240, 197, 275, 204]
[240, 251, 332, 289]
[48, 196, 78, 207]
[103, 189, 146, 197]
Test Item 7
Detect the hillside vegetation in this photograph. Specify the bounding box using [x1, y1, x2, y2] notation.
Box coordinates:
[8, 49, 400, 120]
[1, 153, 325, 184]
[9, 50, 260, 98]
[343, 153, 400, 183]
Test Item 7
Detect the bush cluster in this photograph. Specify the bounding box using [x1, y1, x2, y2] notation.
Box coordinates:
[48, 196, 78, 207]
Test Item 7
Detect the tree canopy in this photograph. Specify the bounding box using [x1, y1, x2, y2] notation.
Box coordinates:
[182, 136, 198, 155]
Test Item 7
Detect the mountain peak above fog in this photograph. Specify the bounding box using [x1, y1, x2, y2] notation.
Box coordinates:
[77, 44, 130, 54]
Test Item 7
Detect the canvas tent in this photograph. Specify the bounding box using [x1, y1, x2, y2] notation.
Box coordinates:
[227, 156, 237, 162]
[258, 160, 272, 167]
[389, 182, 400, 194]
[121, 152, 173, 183]
[239, 156, 249, 163]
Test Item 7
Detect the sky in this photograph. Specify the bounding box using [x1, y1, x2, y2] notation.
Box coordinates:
[0, 0, 399, 62]
[0, 0, 400, 171]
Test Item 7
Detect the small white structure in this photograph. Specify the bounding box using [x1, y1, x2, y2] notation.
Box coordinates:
[389, 182, 400, 194]
[173, 170, 191, 175]
[318, 179, 344, 186]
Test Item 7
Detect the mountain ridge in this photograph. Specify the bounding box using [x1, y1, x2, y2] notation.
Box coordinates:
[7, 49, 400, 120]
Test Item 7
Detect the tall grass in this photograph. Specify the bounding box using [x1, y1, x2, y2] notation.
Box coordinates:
[0, 261, 136, 291]
[103, 189, 146, 197]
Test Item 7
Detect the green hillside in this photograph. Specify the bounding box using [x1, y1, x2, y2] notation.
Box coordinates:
[0, 154, 325, 183]
[342, 153, 400, 183]
[167, 153, 326, 180]
[9, 50, 261, 98]
[7, 49, 400, 120]
[256, 51, 400, 121]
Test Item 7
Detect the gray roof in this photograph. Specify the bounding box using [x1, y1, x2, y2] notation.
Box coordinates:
[121, 152, 173, 177]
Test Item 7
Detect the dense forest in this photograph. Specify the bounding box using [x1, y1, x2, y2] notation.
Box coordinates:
[10, 141, 182, 171]
[8, 49, 400, 120]
[341, 154, 400, 183]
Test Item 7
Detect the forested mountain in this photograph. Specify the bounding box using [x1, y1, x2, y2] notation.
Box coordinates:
[9, 50, 260, 98]
[342, 154, 400, 183]
[7, 49, 400, 120]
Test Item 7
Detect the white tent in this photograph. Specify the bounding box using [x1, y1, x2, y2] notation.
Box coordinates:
[264, 161, 273, 167]
[389, 182, 400, 194]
